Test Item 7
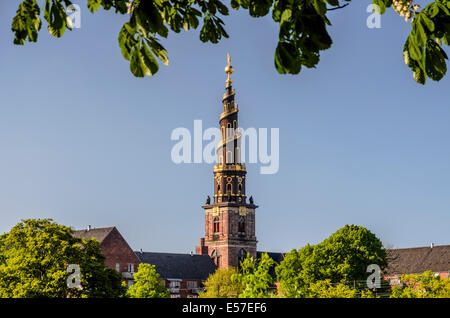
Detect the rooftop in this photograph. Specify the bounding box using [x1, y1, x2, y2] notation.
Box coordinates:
[135, 251, 217, 281]
[72, 226, 115, 243]
[385, 244, 450, 276]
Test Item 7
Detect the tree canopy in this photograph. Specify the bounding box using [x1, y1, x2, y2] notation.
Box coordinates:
[9, 0, 450, 84]
[199, 267, 243, 298]
[275, 224, 387, 297]
[0, 218, 126, 298]
[231, 252, 277, 298]
[126, 263, 170, 298]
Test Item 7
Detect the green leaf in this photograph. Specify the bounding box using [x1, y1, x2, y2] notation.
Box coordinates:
[372, 0, 386, 15]
[230, 0, 240, 10]
[87, 0, 101, 13]
[420, 13, 435, 32]
[326, 0, 340, 6]
[437, 3, 450, 15]
[145, 38, 169, 65]
[281, 9, 292, 23]
[118, 23, 137, 61]
[425, 41, 447, 81]
[11, 0, 42, 45]
[413, 20, 427, 48]
[130, 45, 145, 77]
[428, 3, 439, 18]
[274, 41, 301, 74]
[140, 42, 159, 76]
[248, 0, 272, 17]
[215, 0, 229, 15]
[413, 67, 426, 84]
[46, 0, 67, 38]
[314, 0, 327, 16]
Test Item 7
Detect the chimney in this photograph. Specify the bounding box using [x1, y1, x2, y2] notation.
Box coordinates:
[140, 248, 143, 254]
[190, 251, 194, 256]
[87, 224, 91, 231]
[431, 243, 434, 248]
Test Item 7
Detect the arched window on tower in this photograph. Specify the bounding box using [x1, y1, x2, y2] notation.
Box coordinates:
[226, 151, 233, 164]
[213, 217, 220, 233]
[238, 183, 242, 195]
[226, 183, 232, 195]
[211, 250, 221, 267]
[238, 216, 245, 233]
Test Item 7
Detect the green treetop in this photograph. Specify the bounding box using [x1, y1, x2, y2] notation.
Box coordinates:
[126, 263, 170, 298]
[0, 218, 126, 298]
[276, 224, 387, 297]
[199, 267, 244, 298]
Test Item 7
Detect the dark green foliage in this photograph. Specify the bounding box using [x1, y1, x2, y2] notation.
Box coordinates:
[9, 1, 450, 84]
[232, 253, 276, 298]
[11, 0, 42, 44]
[276, 224, 387, 297]
[0, 219, 126, 298]
[375, 0, 450, 84]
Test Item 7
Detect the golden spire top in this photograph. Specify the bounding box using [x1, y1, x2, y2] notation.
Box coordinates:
[224, 52, 234, 86]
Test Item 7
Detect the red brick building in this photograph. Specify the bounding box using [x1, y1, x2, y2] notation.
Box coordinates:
[73, 226, 140, 287]
[73, 226, 217, 297]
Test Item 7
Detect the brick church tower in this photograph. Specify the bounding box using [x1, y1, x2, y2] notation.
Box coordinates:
[196, 54, 258, 268]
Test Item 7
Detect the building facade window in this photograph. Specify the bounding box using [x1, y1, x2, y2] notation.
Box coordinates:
[226, 151, 233, 163]
[127, 263, 134, 273]
[213, 217, 220, 233]
[238, 216, 245, 233]
[115, 263, 120, 272]
[235, 147, 240, 163]
[187, 281, 198, 289]
[211, 250, 221, 267]
[169, 280, 181, 289]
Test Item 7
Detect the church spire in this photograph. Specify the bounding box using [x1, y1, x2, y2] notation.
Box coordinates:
[196, 56, 258, 268]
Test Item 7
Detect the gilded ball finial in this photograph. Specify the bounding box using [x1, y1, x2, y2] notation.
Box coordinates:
[225, 52, 234, 74]
[225, 53, 233, 84]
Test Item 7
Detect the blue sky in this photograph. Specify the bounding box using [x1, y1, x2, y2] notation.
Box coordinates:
[0, 1, 449, 253]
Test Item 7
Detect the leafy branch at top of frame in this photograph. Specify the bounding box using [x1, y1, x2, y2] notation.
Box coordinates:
[374, 0, 450, 84]
[10, 0, 450, 85]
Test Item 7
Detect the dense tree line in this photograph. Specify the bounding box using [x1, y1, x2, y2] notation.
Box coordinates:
[1, 219, 448, 298]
